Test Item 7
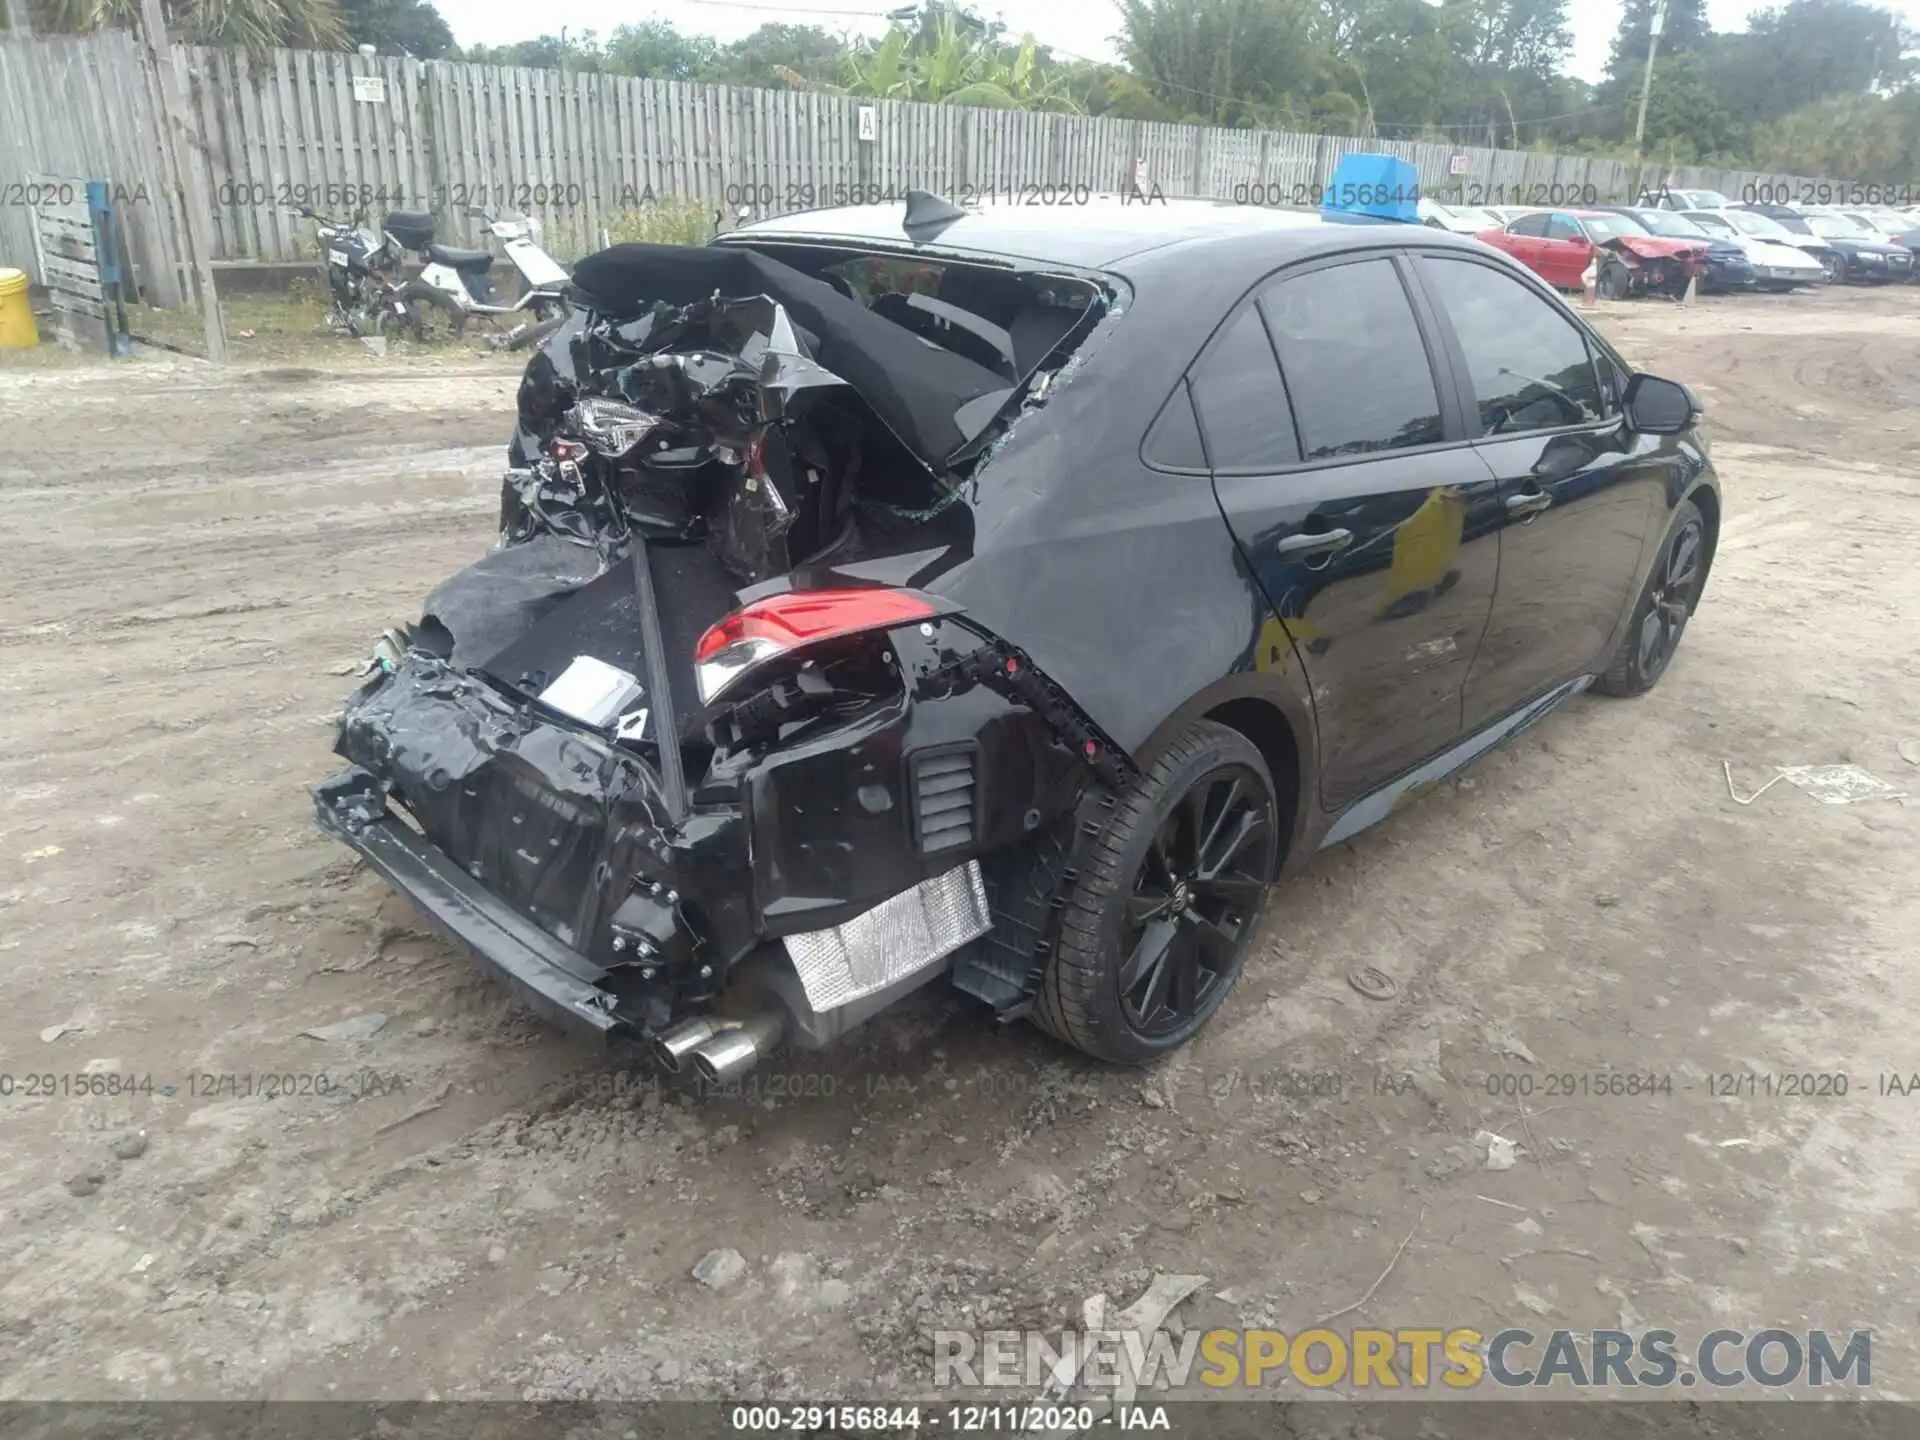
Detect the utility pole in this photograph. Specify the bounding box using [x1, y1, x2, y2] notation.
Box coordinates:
[137, 0, 227, 361]
[1633, 0, 1667, 157]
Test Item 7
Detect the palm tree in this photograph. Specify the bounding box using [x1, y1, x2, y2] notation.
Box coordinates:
[779, 17, 1083, 113]
[29, 0, 346, 51]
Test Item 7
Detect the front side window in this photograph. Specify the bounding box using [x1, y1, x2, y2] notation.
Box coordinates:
[1422, 256, 1606, 436]
[1545, 214, 1584, 241]
[1257, 258, 1443, 461]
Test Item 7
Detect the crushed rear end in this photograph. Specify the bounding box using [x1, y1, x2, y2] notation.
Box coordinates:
[314, 219, 1126, 1078]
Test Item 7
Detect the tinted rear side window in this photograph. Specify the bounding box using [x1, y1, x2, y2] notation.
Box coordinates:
[1188, 306, 1300, 469]
[1142, 380, 1207, 470]
[1257, 259, 1443, 461]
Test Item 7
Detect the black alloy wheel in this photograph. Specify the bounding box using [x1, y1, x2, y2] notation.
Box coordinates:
[1030, 720, 1281, 1063]
[1597, 500, 1706, 697]
[1120, 766, 1271, 1036]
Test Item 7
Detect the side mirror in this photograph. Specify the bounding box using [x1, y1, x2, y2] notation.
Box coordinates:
[1624, 373, 1699, 434]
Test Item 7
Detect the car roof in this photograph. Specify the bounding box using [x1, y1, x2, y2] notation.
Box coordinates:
[724, 196, 1474, 271]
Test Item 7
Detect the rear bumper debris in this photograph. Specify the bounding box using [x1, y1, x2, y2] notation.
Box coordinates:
[314, 766, 621, 1038]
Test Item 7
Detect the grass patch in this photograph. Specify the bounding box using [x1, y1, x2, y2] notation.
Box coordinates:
[128, 286, 331, 359]
[600, 199, 715, 248]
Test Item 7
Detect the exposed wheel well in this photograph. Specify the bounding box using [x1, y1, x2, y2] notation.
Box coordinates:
[1205, 697, 1301, 876]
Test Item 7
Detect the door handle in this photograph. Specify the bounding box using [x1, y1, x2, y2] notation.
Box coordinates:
[1505, 490, 1553, 518]
[1275, 527, 1353, 559]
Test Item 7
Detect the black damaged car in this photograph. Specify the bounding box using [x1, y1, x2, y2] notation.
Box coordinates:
[314, 193, 1721, 1077]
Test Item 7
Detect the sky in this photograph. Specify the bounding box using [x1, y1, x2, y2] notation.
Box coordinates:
[429, 0, 1920, 85]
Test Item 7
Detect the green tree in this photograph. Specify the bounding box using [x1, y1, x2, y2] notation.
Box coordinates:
[1061, 60, 1184, 121]
[1753, 87, 1920, 175]
[1709, 0, 1912, 132]
[29, 0, 345, 49]
[1607, 0, 1711, 83]
[336, 0, 450, 57]
[603, 20, 718, 78]
[1117, 0, 1354, 127]
[707, 23, 846, 87]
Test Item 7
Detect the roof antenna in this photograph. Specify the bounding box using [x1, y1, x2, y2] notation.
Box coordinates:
[902, 188, 966, 244]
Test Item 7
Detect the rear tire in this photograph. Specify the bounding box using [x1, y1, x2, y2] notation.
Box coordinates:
[1595, 500, 1706, 698]
[1030, 721, 1279, 1064]
[405, 284, 467, 343]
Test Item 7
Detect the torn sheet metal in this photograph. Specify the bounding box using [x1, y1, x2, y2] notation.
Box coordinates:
[419, 532, 611, 672]
[334, 648, 671, 949]
[569, 243, 1010, 467]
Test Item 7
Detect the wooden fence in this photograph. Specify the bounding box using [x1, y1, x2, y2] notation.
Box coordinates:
[0, 32, 1900, 298]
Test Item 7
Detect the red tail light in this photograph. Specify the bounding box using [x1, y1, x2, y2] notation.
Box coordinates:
[692, 589, 938, 705]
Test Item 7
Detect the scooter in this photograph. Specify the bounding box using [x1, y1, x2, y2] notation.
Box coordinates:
[385, 206, 571, 345]
[295, 206, 415, 339]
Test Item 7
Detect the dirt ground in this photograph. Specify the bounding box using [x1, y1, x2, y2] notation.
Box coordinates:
[1, 284, 1916, 1411]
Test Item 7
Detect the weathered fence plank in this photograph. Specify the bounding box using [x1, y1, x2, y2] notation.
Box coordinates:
[1, 31, 1909, 291]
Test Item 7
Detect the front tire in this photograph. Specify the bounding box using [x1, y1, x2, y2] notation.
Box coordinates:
[1030, 721, 1280, 1064]
[1595, 500, 1706, 697]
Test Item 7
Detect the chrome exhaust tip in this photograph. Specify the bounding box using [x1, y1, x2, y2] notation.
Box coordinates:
[650, 1016, 738, 1073]
[688, 1010, 787, 1085]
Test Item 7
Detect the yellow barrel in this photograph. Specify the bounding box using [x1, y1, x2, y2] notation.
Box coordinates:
[0, 268, 38, 348]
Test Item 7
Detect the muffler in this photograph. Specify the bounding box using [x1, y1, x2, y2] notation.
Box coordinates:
[649, 1015, 739, 1073]
[687, 1009, 787, 1085]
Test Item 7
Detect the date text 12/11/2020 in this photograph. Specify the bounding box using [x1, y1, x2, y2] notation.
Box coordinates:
[1232, 181, 1668, 209]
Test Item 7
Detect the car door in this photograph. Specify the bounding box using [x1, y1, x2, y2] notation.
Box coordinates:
[1539, 213, 1595, 288]
[1194, 253, 1503, 811]
[1496, 211, 1549, 272]
[1409, 251, 1671, 730]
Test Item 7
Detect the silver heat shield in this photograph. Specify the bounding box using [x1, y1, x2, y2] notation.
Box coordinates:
[781, 862, 991, 1013]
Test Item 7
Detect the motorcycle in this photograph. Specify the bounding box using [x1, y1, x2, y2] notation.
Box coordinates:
[296, 206, 414, 339]
[385, 206, 572, 346]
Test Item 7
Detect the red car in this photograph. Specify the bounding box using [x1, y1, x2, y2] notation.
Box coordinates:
[1476, 209, 1707, 296]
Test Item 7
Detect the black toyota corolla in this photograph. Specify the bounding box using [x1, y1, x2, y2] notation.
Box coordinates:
[314, 193, 1719, 1077]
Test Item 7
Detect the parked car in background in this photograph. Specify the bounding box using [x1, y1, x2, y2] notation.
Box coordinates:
[1477, 209, 1706, 297]
[314, 197, 1721, 1071]
[1592, 206, 1757, 291]
[1479, 205, 1544, 227]
[1839, 210, 1920, 271]
[1655, 187, 1733, 211]
[1675, 209, 1825, 289]
[1796, 211, 1915, 282]
[1418, 198, 1504, 234]
[1718, 206, 1843, 281]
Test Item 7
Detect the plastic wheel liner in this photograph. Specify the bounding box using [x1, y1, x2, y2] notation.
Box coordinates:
[314, 241, 1111, 1043]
